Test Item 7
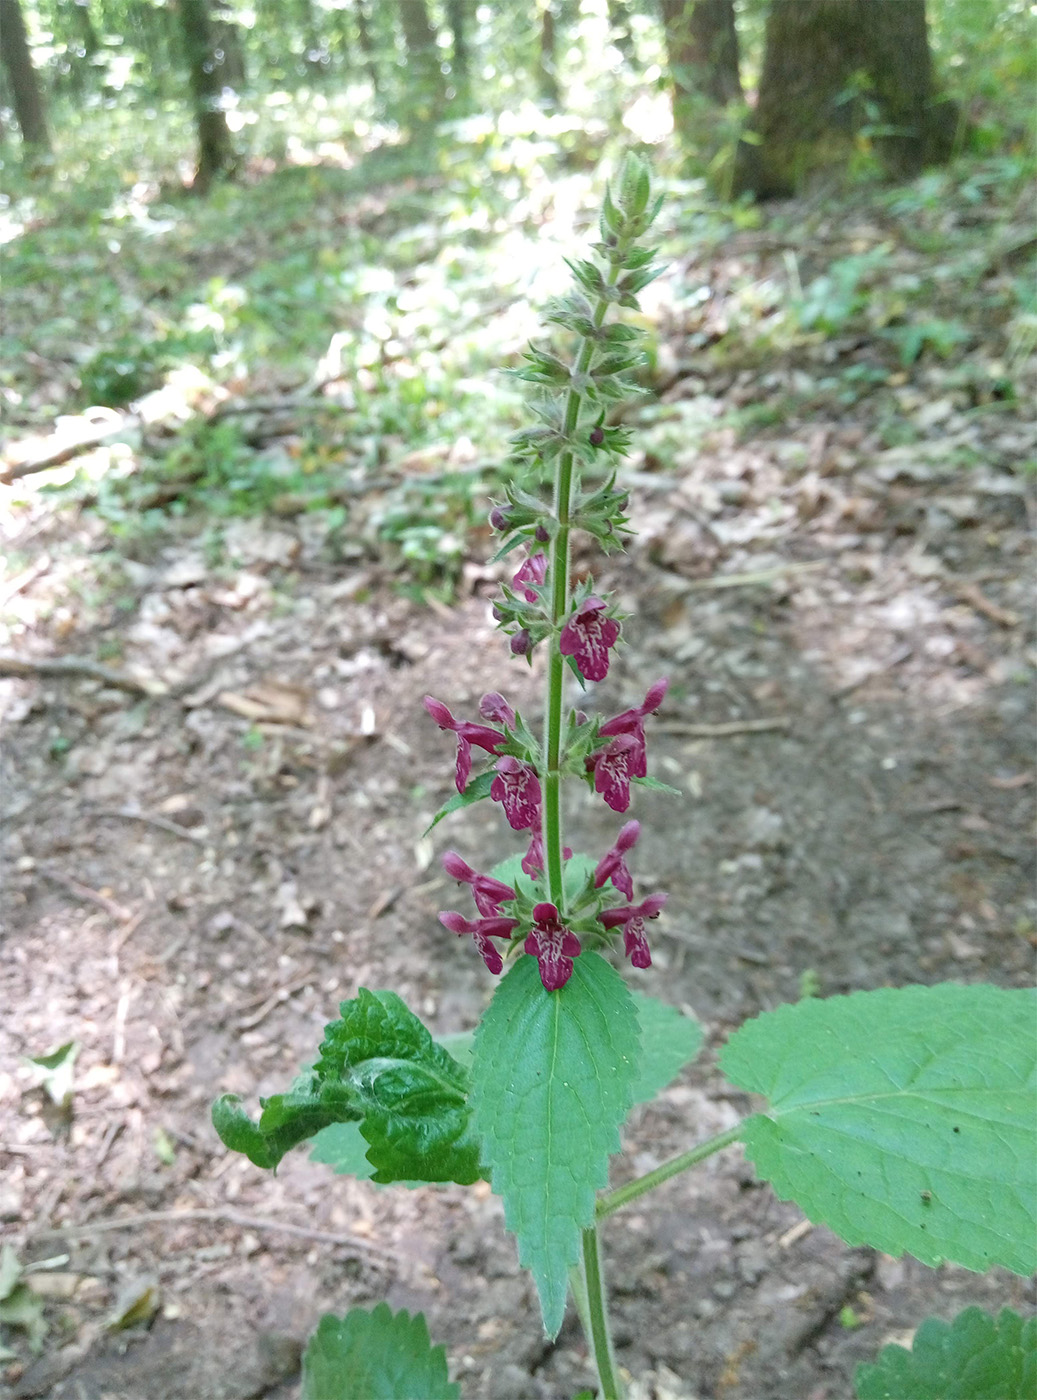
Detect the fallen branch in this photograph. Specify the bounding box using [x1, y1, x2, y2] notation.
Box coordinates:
[39, 868, 132, 922]
[685, 561, 826, 590]
[656, 717, 791, 738]
[91, 805, 207, 845]
[0, 652, 163, 697]
[34, 1208, 399, 1263]
[0, 411, 138, 484]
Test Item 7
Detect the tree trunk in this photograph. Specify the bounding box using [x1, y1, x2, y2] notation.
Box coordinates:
[736, 0, 955, 198]
[355, 0, 378, 93]
[397, 0, 445, 118]
[177, 0, 234, 194]
[660, 0, 741, 126]
[0, 0, 51, 150]
[445, 0, 469, 90]
[607, 0, 634, 61]
[537, 0, 560, 107]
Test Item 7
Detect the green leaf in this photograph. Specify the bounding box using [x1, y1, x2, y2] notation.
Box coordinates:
[309, 1121, 376, 1179]
[632, 775, 682, 798]
[855, 1306, 1036, 1400]
[215, 991, 481, 1185]
[310, 1031, 480, 1182]
[423, 771, 495, 835]
[720, 984, 1037, 1275]
[26, 1040, 78, 1107]
[630, 993, 703, 1105]
[470, 952, 640, 1337]
[301, 1304, 459, 1400]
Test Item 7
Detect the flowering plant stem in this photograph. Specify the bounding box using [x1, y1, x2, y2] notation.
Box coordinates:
[209, 154, 1035, 1400]
[596, 1123, 746, 1221]
[543, 261, 623, 906]
[580, 1223, 624, 1400]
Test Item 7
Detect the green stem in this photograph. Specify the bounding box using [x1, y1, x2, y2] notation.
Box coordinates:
[596, 1123, 745, 1220]
[580, 1223, 624, 1400]
[541, 257, 627, 907]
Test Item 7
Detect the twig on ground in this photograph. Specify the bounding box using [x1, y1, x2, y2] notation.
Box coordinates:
[91, 805, 207, 845]
[685, 561, 826, 590]
[234, 972, 316, 1031]
[39, 868, 132, 921]
[0, 409, 138, 483]
[953, 580, 1020, 628]
[0, 652, 162, 697]
[832, 644, 913, 699]
[656, 717, 791, 738]
[34, 1209, 399, 1263]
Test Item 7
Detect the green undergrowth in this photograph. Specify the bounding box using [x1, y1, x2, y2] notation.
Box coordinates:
[5, 94, 1034, 595]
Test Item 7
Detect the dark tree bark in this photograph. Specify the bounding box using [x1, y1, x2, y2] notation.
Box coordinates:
[660, 0, 741, 124]
[355, 0, 378, 93]
[445, 0, 469, 89]
[736, 0, 956, 198]
[397, 0, 445, 117]
[537, 0, 560, 107]
[212, 2, 247, 89]
[607, 0, 634, 61]
[0, 0, 51, 150]
[177, 0, 234, 194]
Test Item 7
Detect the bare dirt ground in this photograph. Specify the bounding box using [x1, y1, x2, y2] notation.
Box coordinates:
[3, 230, 1036, 1397]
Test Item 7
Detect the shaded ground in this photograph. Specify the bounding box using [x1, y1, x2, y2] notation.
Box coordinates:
[2, 169, 1035, 1398]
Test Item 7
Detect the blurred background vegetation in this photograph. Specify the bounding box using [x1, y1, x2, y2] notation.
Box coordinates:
[1, 0, 1033, 596]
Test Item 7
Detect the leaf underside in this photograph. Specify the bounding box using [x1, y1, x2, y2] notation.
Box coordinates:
[720, 983, 1037, 1275]
[854, 1306, 1037, 1400]
[470, 951, 640, 1338]
[301, 1304, 459, 1400]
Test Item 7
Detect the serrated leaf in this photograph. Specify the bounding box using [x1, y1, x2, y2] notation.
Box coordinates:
[301, 1304, 459, 1400]
[213, 1068, 355, 1170]
[317, 991, 481, 1185]
[630, 993, 703, 1104]
[471, 952, 640, 1337]
[215, 991, 481, 1185]
[720, 984, 1037, 1275]
[423, 770, 495, 834]
[855, 1306, 1037, 1400]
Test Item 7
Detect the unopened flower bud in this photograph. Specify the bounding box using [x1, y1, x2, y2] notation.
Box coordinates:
[510, 629, 531, 656]
[589, 426, 605, 447]
[489, 505, 510, 531]
[534, 524, 550, 543]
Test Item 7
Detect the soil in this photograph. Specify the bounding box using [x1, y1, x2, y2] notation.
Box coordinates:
[2, 224, 1035, 1398]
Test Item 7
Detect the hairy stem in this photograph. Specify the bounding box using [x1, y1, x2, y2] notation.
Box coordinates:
[596, 1123, 745, 1220]
[580, 1223, 624, 1400]
[542, 259, 627, 907]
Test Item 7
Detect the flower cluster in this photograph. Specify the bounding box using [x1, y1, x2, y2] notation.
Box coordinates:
[424, 154, 669, 991]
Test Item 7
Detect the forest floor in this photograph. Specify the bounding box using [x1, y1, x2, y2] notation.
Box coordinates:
[1, 138, 1035, 1399]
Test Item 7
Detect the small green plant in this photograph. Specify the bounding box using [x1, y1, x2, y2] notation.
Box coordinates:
[211, 159, 1036, 1400]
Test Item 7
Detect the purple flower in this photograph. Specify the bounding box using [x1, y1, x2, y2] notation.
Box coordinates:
[442, 851, 515, 917]
[510, 629, 532, 656]
[524, 902, 581, 991]
[512, 551, 548, 603]
[522, 828, 572, 878]
[479, 692, 516, 729]
[559, 596, 620, 683]
[439, 910, 518, 976]
[593, 820, 640, 899]
[600, 892, 666, 969]
[423, 695, 505, 794]
[588, 678, 669, 809]
[589, 733, 640, 813]
[490, 756, 541, 831]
